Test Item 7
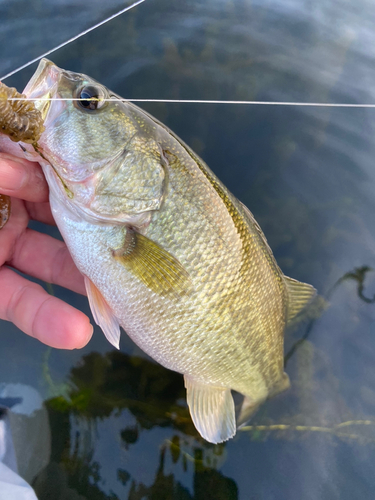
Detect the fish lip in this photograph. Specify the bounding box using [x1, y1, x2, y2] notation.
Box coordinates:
[23, 58, 70, 133]
[23, 58, 62, 121]
[23, 58, 59, 97]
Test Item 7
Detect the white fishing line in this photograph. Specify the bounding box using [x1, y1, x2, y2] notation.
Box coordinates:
[1, 0, 373, 109]
[127, 99, 375, 108]
[110, 99, 375, 108]
[4, 97, 375, 108]
[0, 0, 147, 81]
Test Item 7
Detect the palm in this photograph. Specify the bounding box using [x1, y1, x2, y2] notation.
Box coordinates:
[0, 152, 92, 349]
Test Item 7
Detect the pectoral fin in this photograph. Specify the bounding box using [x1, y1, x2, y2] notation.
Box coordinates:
[184, 376, 236, 443]
[284, 276, 316, 323]
[84, 276, 121, 349]
[113, 229, 191, 297]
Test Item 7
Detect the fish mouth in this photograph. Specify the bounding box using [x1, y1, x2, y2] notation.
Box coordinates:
[23, 58, 62, 122]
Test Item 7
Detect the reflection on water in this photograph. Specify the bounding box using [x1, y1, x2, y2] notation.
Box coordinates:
[2, 0, 375, 498]
[32, 331, 375, 499]
[33, 352, 237, 499]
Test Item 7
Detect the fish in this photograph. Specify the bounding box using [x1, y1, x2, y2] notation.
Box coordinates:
[3, 58, 316, 443]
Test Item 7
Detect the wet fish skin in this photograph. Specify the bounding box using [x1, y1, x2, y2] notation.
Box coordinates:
[20, 59, 315, 443]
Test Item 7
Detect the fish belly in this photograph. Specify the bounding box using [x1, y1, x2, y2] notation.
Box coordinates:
[52, 192, 285, 404]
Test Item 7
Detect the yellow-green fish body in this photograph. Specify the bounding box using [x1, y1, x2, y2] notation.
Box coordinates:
[21, 59, 315, 443]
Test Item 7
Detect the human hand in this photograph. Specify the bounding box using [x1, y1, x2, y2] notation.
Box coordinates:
[0, 151, 93, 349]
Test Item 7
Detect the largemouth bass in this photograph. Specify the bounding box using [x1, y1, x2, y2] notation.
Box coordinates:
[2, 59, 316, 443]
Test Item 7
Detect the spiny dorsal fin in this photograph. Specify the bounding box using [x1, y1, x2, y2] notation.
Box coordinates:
[284, 276, 317, 323]
[84, 276, 121, 349]
[184, 376, 236, 443]
[113, 229, 191, 297]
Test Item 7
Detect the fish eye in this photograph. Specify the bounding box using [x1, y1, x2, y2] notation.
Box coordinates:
[76, 85, 106, 111]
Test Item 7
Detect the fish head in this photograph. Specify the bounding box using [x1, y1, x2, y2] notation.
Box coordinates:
[24, 59, 165, 225]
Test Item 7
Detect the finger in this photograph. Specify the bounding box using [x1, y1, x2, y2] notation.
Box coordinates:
[0, 153, 49, 202]
[7, 228, 86, 295]
[25, 200, 55, 226]
[0, 267, 93, 349]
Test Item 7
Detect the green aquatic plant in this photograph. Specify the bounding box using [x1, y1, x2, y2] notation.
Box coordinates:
[333, 266, 375, 303]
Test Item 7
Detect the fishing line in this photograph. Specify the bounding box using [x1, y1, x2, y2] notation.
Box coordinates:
[5, 97, 375, 108]
[1, 0, 374, 109]
[0, 0, 147, 81]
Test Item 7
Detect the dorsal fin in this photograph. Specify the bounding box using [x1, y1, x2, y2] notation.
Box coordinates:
[284, 276, 316, 323]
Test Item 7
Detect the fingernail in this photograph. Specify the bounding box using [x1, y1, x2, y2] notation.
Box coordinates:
[88, 323, 94, 338]
[77, 323, 94, 349]
[0, 160, 27, 190]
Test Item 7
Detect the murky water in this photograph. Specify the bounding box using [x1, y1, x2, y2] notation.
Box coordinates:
[1, 0, 375, 498]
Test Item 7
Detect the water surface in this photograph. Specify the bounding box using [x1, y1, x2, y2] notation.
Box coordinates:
[1, 1, 375, 498]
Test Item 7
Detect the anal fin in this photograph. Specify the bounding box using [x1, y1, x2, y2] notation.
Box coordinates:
[184, 375, 236, 444]
[84, 276, 121, 349]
